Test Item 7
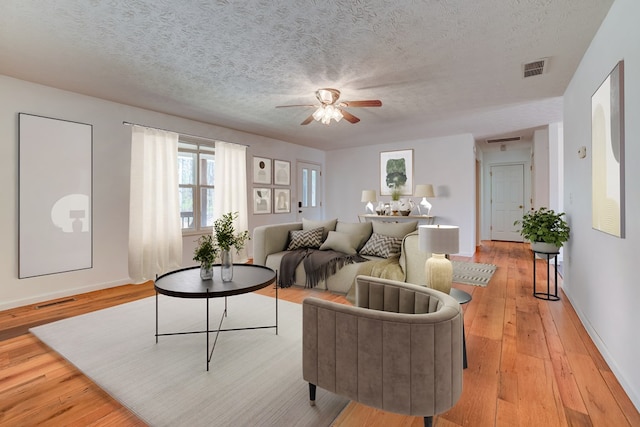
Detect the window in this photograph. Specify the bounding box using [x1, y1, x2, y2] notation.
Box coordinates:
[178, 141, 215, 232]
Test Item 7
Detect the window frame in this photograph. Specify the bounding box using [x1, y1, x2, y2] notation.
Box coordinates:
[178, 140, 215, 235]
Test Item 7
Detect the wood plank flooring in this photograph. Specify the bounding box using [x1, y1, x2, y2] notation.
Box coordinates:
[1, 241, 638, 426]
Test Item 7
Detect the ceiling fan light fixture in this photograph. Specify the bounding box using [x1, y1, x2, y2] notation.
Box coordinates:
[313, 104, 343, 125]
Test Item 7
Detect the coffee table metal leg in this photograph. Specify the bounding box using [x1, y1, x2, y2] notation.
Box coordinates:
[207, 299, 228, 371]
[206, 293, 209, 371]
[155, 291, 159, 344]
[462, 322, 468, 369]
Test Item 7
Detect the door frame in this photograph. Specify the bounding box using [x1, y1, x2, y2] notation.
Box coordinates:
[482, 160, 531, 241]
[295, 160, 323, 221]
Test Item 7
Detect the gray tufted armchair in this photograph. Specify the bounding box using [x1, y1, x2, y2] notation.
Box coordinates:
[302, 275, 463, 427]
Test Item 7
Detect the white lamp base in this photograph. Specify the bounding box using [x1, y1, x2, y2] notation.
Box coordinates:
[425, 253, 453, 294]
[365, 201, 374, 214]
[418, 197, 432, 215]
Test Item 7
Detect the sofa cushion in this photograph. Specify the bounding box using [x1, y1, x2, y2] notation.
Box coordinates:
[287, 227, 323, 250]
[303, 218, 337, 241]
[372, 220, 418, 238]
[319, 231, 362, 255]
[360, 232, 403, 258]
[336, 221, 373, 250]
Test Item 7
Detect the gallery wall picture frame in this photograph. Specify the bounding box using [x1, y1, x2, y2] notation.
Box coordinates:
[19, 113, 93, 278]
[274, 159, 291, 186]
[591, 60, 625, 238]
[253, 156, 272, 184]
[380, 149, 413, 196]
[274, 188, 291, 213]
[253, 188, 272, 214]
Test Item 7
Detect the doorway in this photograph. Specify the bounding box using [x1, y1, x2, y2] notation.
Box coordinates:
[490, 164, 525, 241]
[296, 161, 322, 221]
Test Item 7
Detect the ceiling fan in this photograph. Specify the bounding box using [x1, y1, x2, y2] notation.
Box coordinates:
[276, 88, 382, 125]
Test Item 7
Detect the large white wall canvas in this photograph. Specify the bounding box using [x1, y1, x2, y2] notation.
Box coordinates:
[19, 113, 93, 278]
[591, 60, 625, 238]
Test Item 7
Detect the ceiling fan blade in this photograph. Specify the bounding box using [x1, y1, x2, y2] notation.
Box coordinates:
[341, 100, 382, 108]
[275, 104, 316, 108]
[340, 109, 360, 124]
[301, 115, 314, 125]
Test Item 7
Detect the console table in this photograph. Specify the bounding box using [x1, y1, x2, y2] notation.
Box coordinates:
[358, 214, 435, 224]
[532, 249, 560, 301]
[154, 264, 277, 370]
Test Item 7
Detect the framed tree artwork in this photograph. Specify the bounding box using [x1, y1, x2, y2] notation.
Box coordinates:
[380, 149, 413, 196]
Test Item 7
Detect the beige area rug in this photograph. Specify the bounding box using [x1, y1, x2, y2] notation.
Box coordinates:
[452, 260, 497, 287]
[30, 293, 348, 427]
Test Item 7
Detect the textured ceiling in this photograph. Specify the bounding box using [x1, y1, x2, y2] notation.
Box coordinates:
[0, 0, 614, 150]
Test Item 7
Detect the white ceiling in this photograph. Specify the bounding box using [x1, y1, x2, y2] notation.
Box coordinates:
[0, 0, 614, 150]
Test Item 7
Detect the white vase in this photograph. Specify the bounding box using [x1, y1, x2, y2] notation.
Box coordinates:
[221, 250, 233, 282]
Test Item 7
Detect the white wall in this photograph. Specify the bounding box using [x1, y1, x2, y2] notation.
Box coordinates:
[0, 75, 323, 310]
[563, 0, 640, 409]
[533, 128, 550, 208]
[325, 134, 477, 256]
[548, 122, 564, 214]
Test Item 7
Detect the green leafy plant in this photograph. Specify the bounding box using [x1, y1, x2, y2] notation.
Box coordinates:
[193, 212, 249, 268]
[390, 186, 402, 201]
[514, 207, 570, 247]
[212, 212, 249, 253]
[193, 234, 218, 270]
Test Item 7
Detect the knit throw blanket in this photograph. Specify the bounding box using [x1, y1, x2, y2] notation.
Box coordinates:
[279, 249, 368, 288]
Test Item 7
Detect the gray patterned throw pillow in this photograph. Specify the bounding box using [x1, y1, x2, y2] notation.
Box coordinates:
[359, 232, 403, 258]
[287, 227, 323, 250]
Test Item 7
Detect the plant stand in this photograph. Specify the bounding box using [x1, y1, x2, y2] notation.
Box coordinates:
[532, 248, 560, 301]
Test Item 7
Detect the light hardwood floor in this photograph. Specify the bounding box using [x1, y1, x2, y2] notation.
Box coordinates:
[1, 241, 638, 426]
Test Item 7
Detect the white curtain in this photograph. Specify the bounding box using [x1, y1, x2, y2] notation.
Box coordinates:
[214, 141, 249, 262]
[128, 126, 182, 283]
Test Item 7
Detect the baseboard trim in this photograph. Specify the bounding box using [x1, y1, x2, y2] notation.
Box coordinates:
[0, 279, 130, 312]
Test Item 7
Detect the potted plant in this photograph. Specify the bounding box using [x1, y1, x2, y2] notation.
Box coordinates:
[212, 212, 249, 282]
[390, 186, 402, 215]
[193, 212, 249, 281]
[514, 207, 570, 252]
[193, 234, 218, 280]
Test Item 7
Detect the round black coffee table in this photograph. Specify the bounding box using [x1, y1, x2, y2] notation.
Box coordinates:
[154, 264, 277, 371]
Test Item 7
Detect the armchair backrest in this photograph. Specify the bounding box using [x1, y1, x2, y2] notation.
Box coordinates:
[303, 275, 463, 418]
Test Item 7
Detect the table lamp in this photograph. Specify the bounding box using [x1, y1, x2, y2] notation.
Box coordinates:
[418, 224, 459, 294]
[361, 190, 377, 214]
[414, 184, 435, 215]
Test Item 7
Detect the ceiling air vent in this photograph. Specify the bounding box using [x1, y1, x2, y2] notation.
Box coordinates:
[486, 136, 521, 143]
[523, 58, 547, 78]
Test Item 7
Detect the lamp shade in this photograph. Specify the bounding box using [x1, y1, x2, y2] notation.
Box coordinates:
[361, 190, 377, 203]
[419, 225, 459, 254]
[414, 184, 435, 198]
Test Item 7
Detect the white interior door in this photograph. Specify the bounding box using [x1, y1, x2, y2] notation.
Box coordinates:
[296, 161, 322, 221]
[491, 164, 525, 241]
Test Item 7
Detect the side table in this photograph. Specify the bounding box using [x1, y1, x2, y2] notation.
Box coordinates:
[450, 287, 471, 369]
[532, 249, 560, 301]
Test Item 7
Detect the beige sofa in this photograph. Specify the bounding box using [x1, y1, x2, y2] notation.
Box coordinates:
[302, 276, 464, 426]
[252, 218, 428, 294]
